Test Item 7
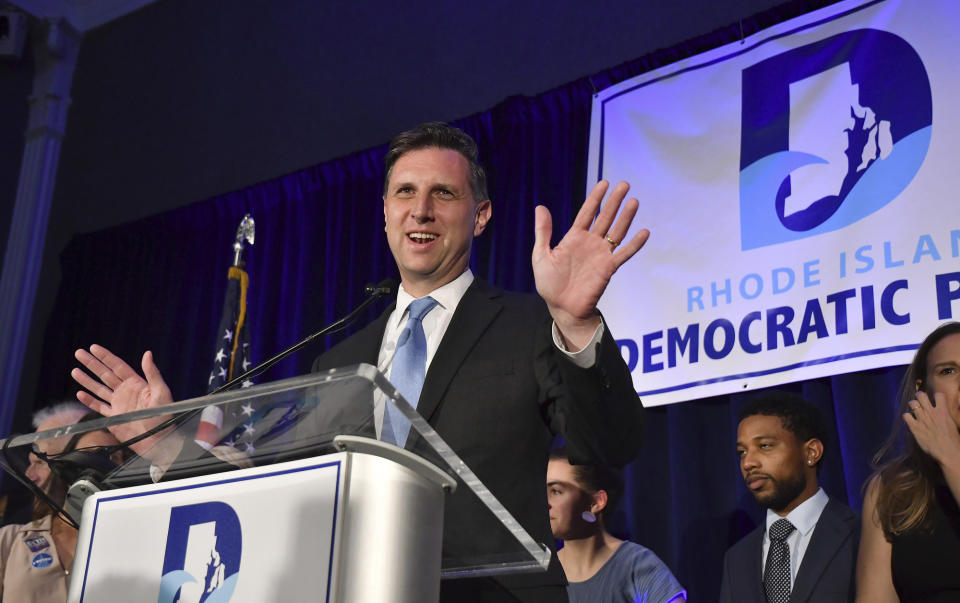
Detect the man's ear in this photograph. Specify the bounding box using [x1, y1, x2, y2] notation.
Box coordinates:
[474, 200, 492, 236]
[383, 197, 388, 232]
[803, 438, 824, 467]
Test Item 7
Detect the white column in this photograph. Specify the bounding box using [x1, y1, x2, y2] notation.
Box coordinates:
[0, 18, 81, 433]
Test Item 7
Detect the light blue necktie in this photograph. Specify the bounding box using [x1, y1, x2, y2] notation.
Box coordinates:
[383, 296, 438, 447]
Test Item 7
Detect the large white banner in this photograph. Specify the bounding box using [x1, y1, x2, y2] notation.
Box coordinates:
[591, 0, 960, 406]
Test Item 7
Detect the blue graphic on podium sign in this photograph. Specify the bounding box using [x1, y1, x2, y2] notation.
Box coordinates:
[159, 502, 242, 603]
[739, 29, 932, 250]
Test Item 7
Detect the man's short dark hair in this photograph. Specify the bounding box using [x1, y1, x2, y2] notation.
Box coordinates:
[738, 390, 829, 452]
[549, 447, 624, 516]
[383, 122, 489, 202]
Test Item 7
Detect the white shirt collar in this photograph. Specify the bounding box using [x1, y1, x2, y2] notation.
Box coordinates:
[393, 269, 474, 327]
[765, 487, 829, 538]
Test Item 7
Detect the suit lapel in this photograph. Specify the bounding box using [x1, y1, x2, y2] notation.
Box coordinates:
[415, 279, 502, 423]
[311, 301, 394, 373]
[744, 526, 767, 602]
[790, 498, 855, 603]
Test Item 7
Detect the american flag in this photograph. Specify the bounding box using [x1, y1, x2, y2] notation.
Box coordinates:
[196, 266, 255, 450]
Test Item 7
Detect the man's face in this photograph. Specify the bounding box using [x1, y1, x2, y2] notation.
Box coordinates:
[923, 332, 960, 430]
[546, 459, 593, 540]
[383, 147, 491, 297]
[736, 414, 810, 514]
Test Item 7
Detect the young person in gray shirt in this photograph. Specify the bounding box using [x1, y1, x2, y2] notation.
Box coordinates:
[548, 448, 686, 603]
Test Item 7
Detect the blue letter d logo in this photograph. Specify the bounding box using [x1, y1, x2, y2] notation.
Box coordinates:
[159, 502, 242, 603]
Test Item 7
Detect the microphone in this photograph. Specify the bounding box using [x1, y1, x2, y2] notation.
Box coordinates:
[48, 450, 124, 527]
[365, 279, 398, 297]
[112, 279, 399, 452]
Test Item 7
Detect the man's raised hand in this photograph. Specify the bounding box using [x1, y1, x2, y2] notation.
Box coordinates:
[532, 180, 650, 350]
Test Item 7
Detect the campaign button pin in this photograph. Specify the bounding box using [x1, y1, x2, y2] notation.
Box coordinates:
[31, 553, 53, 569]
[25, 536, 49, 552]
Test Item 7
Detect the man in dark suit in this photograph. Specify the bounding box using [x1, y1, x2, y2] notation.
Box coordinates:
[73, 122, 649, 601]
[313, 123, 647, 601]
[719, 392, 858, 603]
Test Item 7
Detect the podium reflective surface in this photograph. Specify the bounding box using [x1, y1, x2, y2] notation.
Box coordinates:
[0, 365, 550, 578]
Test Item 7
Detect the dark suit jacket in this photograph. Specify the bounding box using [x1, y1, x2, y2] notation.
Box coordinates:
[312, 278, 645, 598]
[718, 497, 859, 603]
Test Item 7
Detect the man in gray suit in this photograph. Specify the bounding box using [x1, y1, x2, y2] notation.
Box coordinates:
[719, 392, 858, 603]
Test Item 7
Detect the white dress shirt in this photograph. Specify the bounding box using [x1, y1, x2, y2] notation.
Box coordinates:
[760, 487, 829, 584]
[373, 269, 603, 436]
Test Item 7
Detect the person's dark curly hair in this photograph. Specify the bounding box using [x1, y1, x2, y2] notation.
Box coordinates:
[738, 391, 829, 469]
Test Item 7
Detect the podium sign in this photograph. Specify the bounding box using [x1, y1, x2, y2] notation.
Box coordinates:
[72, 456, 344, 602]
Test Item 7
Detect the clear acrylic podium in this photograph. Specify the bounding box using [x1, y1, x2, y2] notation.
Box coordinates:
[0, 364, 550, 602]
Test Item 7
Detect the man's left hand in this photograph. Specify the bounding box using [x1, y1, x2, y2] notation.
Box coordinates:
[532, 180, 649, 351]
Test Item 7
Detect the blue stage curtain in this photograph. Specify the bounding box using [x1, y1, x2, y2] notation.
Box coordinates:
[35, 0, 893, 598]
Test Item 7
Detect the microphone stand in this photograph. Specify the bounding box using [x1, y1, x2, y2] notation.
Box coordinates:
[116, 278, 398, 451]
[210, 279, 396, 395]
